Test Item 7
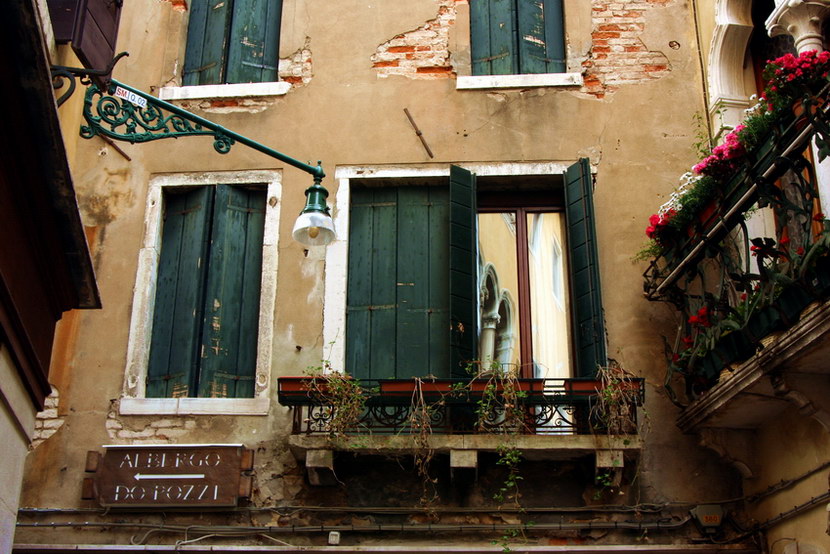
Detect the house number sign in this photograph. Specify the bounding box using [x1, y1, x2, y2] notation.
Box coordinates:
[83, 444, 253, 508]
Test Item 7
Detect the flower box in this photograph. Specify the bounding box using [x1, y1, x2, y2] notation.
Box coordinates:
[774, 285, 813, 326]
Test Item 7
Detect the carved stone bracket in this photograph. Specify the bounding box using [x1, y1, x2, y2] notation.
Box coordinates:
[770, 372, 830, 433]
[697, 428, 757, 479]
[767, 0, 830, 54]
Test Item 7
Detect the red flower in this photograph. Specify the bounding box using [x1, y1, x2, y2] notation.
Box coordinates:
[682, 335, 694, 347]
[797, 247, 805, 256]
[779, 236, 790, 245]
[688, 315, 699, 325]
[814, 212, 825, 222]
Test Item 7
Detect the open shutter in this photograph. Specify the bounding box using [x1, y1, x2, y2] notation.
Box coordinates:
[183, 0, 233, 85]
[471, 0, 518, 76]
[517, 0, 565, 74]
[147, 187, 213, 398]
[71, 0, 122, 73]
[226, 0, 282, 83]
[197, 185, 265, 398]
[449, 166, 478, 378]
[564, 159, 606, 377]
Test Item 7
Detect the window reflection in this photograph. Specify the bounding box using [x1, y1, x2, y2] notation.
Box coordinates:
[477, 212, 571, 377]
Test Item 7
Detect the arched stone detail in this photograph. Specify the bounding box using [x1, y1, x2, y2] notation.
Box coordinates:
[708, 0, 755, 130]
[697, 428, 757, 479]
[767, 0, 830, 54]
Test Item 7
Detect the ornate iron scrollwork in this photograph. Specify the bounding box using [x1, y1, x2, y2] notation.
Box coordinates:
[51, 52, 129, 107]
[80, 83, 235, 155]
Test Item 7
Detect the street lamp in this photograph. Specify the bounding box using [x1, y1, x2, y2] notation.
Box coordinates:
[293, 175, 336, 246]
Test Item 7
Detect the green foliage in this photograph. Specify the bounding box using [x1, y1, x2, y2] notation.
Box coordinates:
[304, 364, 367, 438]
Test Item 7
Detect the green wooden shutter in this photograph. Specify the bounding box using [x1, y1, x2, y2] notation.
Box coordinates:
[471, 0, 518, 76]
[147, 187, 213, 398]
[449, 166, 478, 378]
[198, 185, 266, 398]
[226, 0, 282, 83]
[564, 159, 606, 378]
[517, 0, 565, 73]
[347, 188, 398, 380]
[183, 0, 233, 85]
[396, 187, 450, 379]
[347, 186, 450, 379]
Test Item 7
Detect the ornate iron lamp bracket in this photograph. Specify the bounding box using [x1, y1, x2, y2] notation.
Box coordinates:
[51, 52, 129, 107]
[79, 77, 324, 180]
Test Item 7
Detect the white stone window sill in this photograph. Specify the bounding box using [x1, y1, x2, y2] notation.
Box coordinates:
[456, 73, 583, 90]
[119, 397, 270, 416]
[158, 82, 291, 101]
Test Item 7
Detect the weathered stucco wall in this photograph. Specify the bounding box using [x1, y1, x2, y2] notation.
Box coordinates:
[16, 0, 826, 550]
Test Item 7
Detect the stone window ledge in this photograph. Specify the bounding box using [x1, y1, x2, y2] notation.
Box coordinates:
[158, 82, 291, 101]
[119, 397, 270, 416]
[457, 73, 583, 90]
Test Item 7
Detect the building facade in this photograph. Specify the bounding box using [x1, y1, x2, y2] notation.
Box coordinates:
[10, 0, 830, 551]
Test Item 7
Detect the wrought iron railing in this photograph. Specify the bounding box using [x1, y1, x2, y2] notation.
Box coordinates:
[642, 87, 830, 399]
[277, 377, 645, 435]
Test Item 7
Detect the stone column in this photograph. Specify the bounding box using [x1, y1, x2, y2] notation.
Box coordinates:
[479, 314, 500, 366]
[767, 0, 830, 53]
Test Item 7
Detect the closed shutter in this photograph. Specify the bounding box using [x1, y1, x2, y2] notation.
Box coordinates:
[449, 166, 478, 378]
[347, 186, 450, 379]
[183, 0, 233, 85]
[198, 185, 266, 398]
[347, 188, 398, 380]
[147, 187, 213, 398]
[226, 0, 282, 83]
[471, 0, 565, 75]
[471, 0, 518, 76]
[517, 0, 565, 73]
[564, 159, 606, 377]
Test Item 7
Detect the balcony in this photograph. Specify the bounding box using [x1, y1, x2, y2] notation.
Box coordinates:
[278, 376, 644, 436]
[641, 78, 830, 448]
[277, 375, 644, 483]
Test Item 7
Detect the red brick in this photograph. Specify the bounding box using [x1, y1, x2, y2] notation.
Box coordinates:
[281, 76, 303, 84]
[373, 60, 399, 68]
[209, 99, 238, 108]
[416, 66, 454, 74]
[644, 64, 669, 72]
[388, 46, 416, 53]
[593, 31, 620, 39]
[163, 0, 187, 10]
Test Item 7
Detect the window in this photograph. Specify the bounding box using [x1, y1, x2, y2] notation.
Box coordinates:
[121, 171, 281, 415]
[183, 0, 283, 86]
[336, 160, 605, 381]
[470, 0, 566, 76]
[146, 184, 265, 398]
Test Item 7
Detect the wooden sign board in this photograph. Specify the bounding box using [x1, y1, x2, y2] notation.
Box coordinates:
[85, 444, 253, 508]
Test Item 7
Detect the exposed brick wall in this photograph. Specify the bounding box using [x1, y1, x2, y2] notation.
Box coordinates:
[581, 0, 672, 98]
[161, 0, 188, 12]
[371, 0, 459, 79]
[32, 388, 64, 449]
[370, 0, 672, 96]
[279, 37, 313, 87]
[106, 401, 196, 444]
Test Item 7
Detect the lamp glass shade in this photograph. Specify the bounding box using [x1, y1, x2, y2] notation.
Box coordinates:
[292, 211, 336, 246]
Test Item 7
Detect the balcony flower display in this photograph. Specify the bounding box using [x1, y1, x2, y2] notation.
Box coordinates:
[643, 50, 830, 402]
[643, 50, 830, 249]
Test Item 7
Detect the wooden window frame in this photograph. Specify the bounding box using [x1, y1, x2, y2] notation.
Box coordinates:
[183, 0, 283, 87]
[324, 162, 602, 381]
[120, 171, 282, 416]
[478, 197, 566, 378]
